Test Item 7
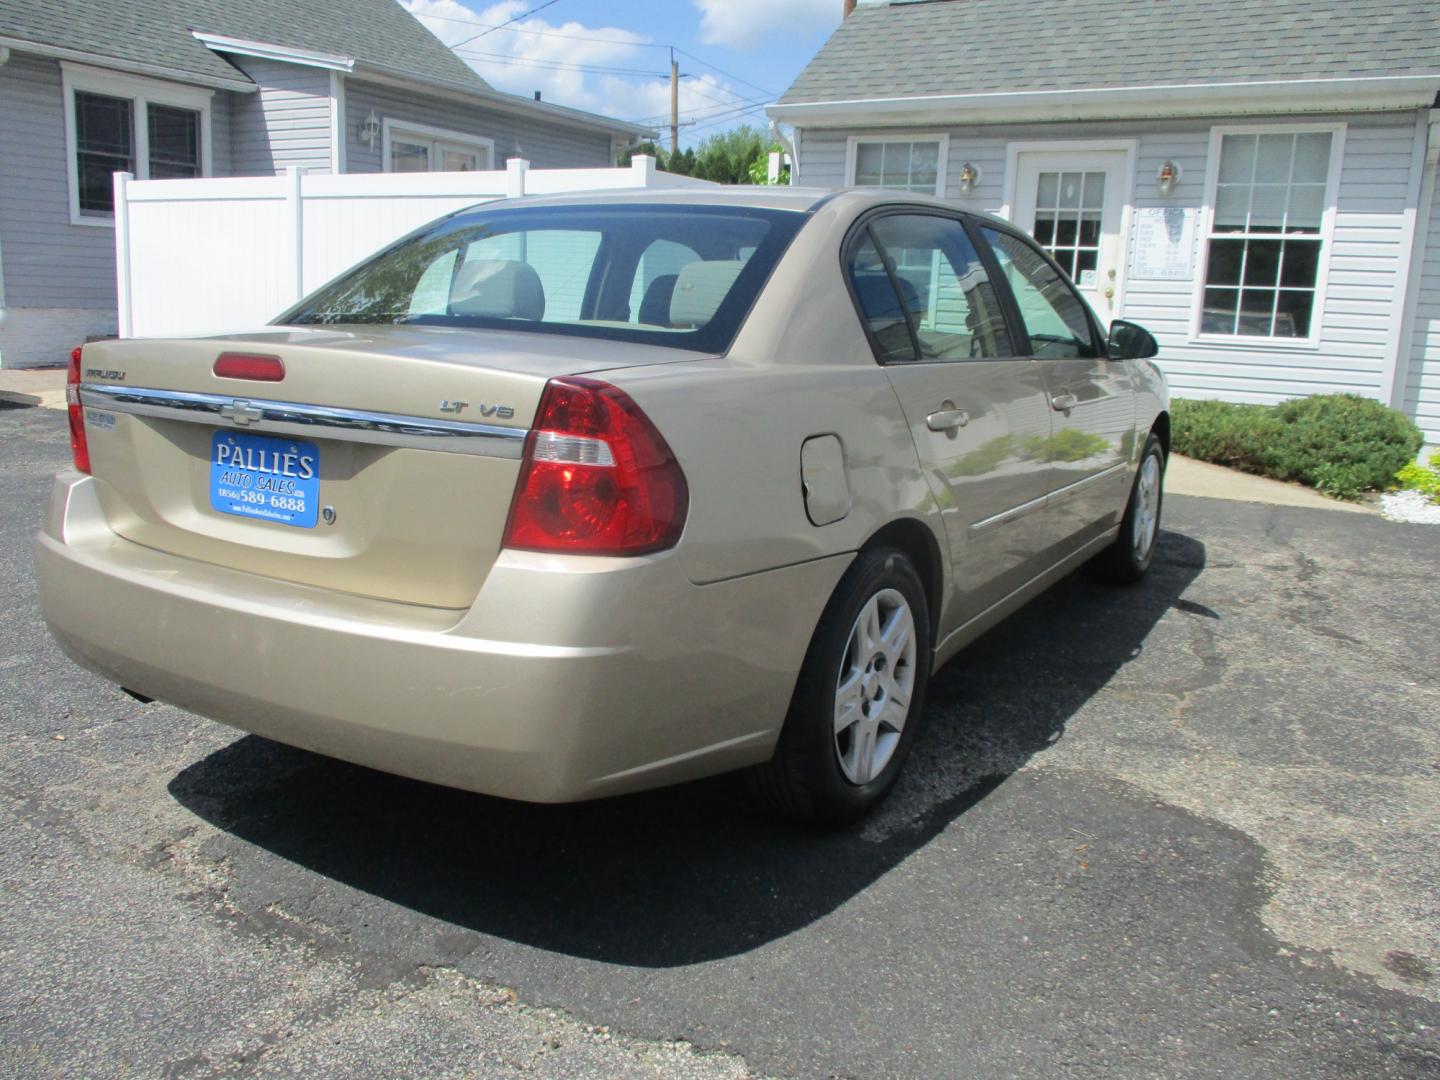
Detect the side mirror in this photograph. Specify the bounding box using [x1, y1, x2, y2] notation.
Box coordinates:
[1107, 319, 1159, 360]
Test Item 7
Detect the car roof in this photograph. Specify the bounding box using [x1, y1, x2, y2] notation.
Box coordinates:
[488, 186, 1013, 228]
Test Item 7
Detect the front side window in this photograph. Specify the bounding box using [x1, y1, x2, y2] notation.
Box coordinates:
[1201, 130, 1334, 339]
[851, 139, 943, 195]
[283, 204, 806, 354]
[982, 228, 1098, 358]
[848, 214, 1013, 363]
[75, 91, 134, 214]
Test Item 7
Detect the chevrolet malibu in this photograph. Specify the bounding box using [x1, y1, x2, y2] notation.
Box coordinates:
[37, 188, 1168, 825]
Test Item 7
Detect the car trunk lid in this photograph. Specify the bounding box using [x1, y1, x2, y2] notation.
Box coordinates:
[76, 325, 700, 608]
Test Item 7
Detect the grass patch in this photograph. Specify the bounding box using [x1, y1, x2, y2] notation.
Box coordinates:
[1172, 394, 1423, 501]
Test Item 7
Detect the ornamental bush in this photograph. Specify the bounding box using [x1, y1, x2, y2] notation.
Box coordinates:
[1172, 394, 1423, 500]
[1395, 451, 1440, 504]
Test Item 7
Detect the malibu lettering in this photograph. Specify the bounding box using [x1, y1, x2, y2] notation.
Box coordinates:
[216, 442, 316, 480]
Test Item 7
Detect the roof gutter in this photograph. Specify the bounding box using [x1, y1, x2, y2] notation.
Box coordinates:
[0, 34, 256, 91]
[191, 32, 353, 73]
[189, 31, 653, 141]
[353, 62, 656, 140]
[768, 74, 1440, 126]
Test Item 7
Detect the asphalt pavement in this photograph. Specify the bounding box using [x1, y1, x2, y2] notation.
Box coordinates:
[2, 402, 1438, 1078]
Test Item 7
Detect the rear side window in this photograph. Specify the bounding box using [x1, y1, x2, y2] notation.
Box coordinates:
[847, 213, 1014, 363]
[282, 204, 807, 354]
[981, 228, 1099, 358]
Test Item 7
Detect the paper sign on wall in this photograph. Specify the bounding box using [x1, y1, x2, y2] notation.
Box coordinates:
[1131, 207, 1198, 281]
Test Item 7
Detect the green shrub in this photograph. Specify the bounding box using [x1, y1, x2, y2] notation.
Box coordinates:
[1395, 451, 1440, 503]
[1172, 394, 1423, 500]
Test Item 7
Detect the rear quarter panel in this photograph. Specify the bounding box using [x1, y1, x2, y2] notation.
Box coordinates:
[603, 196, 946, 600]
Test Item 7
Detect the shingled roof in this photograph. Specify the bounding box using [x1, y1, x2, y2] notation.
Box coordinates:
[0, 0, 491, 92]
[780, 0, 1440, 105]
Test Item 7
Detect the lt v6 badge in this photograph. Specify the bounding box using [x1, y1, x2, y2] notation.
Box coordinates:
[440, 400, 515, 419]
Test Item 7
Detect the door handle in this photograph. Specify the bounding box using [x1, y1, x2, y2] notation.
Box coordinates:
[926, 407, 969, 432]
[1050, 392, 1077, 412]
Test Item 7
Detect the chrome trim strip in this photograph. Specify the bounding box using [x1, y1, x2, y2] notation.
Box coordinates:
[968, 491, 1047, 535]
[1047, 462, 1129, 501]
[80, 384, 527, 459]
[967, 463, 1128, 535]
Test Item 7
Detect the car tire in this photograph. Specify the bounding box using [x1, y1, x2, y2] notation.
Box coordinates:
[1088, 432, 1166, 585]
[747, 547, 931, 827]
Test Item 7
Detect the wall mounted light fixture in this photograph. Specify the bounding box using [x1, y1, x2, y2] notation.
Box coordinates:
[359, 110, 381, 150]
[1156, 159, 1181, 196]
[957, 162, 981, 196]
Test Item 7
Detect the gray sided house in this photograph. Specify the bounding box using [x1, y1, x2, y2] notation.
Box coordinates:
[0, 0, 651, 368]
[771, 0, 1440, 451]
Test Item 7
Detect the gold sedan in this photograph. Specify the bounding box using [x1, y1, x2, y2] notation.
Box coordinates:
[37, 188, 1168, 825]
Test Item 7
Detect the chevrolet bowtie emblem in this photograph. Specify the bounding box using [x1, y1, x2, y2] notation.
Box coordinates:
[220, 400, 264, 426]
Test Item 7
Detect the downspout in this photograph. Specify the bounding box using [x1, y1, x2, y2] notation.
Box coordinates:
[770, 119, 798, 185]
[0, 46, 10, 345]
[1390, 106, 1440, 417]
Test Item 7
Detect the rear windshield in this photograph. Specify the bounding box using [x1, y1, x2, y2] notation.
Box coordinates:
[280, 203, 808, 353]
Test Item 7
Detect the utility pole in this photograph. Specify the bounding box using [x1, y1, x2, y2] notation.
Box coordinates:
[669, 48, 679, 156]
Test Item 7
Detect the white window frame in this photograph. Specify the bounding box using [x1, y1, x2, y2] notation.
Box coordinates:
[845, 133, 950, 197]
[61, 62, 213, 227]
[381, 119, 495, 173]
[1190, 121, 1347, 350]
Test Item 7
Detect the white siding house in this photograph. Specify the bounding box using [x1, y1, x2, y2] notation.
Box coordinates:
[0, 0, 652, 369]
[772, 0, 1440, 452]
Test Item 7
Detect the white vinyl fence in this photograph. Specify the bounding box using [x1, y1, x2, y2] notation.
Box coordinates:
[114, 157, 715, 339]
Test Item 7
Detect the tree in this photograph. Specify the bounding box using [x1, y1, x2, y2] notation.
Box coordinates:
[616, 125, 784, 185]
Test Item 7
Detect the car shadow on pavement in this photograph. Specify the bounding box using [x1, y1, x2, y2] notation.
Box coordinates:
[169, 529, 1206, 967]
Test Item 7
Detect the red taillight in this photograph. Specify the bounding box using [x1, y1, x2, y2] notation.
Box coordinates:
[66, 345, 90, 474]
[213, 352, 285, 381]
[502, 376, 688, 556]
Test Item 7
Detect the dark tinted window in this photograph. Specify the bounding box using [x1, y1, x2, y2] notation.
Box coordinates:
[282, 204, 807, 354]
[981, 228, 1098, 358]
[848, 234, 917, 363]
[848, 214, 1014, 364]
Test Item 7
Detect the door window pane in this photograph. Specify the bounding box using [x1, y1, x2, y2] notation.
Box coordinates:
[864, 215, 1014, 361]
[982, 228, 1097, 358]
[1031, 170, 1105, 285]
[848, 235, 916, 363]
[147, 104, 200, 180]
[75, 91, 133, 214]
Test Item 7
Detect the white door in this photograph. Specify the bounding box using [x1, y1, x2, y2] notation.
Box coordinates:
[1012, 150, 1128, 319]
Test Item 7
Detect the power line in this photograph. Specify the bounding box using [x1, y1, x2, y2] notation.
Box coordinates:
[448, 0, 563, 49]
[673, 47, 777, 99]
[454, 47, 670, 78]
[416, 8, 662, 48]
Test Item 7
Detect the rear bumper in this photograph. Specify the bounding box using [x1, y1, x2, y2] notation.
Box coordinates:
[36, 472, 849, 802]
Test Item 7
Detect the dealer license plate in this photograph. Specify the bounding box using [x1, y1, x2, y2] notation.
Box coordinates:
[210, 431, 320, 528]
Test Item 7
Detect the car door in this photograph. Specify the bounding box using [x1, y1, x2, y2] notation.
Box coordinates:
[847, 211, 1053, 634]
[977, 225, 1134, 551]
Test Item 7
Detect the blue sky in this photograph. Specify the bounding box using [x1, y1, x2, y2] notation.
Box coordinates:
[401, 0, 868, 146]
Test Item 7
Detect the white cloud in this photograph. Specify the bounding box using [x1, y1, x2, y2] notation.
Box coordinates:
[692, 0, 841, 50]
[402, 1, 760, 145]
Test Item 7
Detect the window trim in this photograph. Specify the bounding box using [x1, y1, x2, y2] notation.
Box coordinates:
[61, 62, 213, 227]
[381, 118, 495, 173]
[1189, 121, 1346, 350]
[844, 133, 950, 197]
